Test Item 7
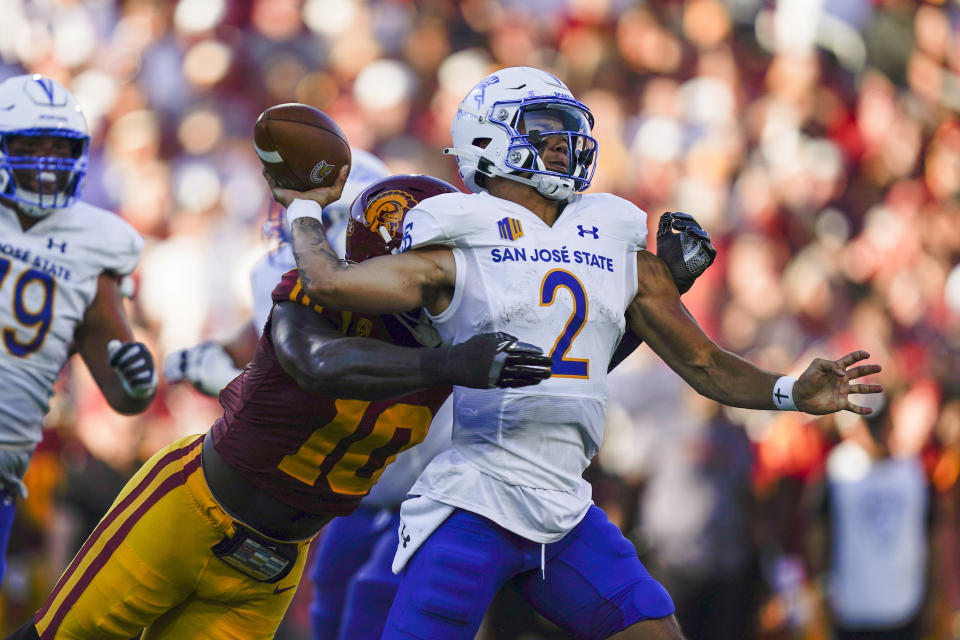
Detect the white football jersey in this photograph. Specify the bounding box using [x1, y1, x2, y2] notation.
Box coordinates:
[0, 200, 143, 447]
[402, 190, 646, 542]
[250, 244, 295, 336]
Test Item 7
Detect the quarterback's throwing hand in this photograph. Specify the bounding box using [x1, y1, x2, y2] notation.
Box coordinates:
[793, 351, 883, 415]
[656, 211, 717, 294]
[263, 166, 349, 210]
[107, 340, 157, 399]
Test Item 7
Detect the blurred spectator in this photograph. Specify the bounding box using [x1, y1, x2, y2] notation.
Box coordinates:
[606, 357, 760, 640]
[804, 382, 941, 640]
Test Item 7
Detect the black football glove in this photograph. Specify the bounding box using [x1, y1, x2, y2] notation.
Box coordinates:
[656, 211, 717, 294]
[107, 339, 158, 398]
[426, 332, 553, 389]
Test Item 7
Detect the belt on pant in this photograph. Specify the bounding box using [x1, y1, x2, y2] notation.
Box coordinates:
[201, 434, 331, 542]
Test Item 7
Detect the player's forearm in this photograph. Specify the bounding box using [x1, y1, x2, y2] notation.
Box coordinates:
[290, 217, 346, 304]
[625, 255, 782, 409]
[101, 378, 155, 414]
[286, 337, 449, 400]
[688, 347, 781, 410]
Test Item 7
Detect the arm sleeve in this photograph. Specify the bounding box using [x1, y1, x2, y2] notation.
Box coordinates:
[98, 213, 144, 276]
[399, 192, 473, 252]
[251, 246, 296, 335]
[621, 197, 648, 251]
[271, 269, 346, 331]
[401, 207, 450, 252]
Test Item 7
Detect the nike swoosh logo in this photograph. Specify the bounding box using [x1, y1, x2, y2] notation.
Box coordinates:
[274, 584, 296, 595]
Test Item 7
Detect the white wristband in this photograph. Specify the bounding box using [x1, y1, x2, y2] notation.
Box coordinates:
[285, 198, 324, 225]
[772, 376, 798, 411]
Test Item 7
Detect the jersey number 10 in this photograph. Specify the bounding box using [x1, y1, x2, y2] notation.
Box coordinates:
[278, 399, 433, 495]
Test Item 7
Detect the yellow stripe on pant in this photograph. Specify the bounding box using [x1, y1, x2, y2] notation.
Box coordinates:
[33, 434, 312, 640]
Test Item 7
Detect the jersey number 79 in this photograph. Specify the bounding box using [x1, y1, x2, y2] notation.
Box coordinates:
[0, 257, 56, 358]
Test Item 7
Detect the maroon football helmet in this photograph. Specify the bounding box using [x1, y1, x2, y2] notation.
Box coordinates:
[345, 174, 459, 263]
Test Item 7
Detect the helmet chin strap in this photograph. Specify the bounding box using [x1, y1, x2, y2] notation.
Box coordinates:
[6, 188, 56, 218]
[443, 146, 575, 202]
[392, 311, 443, 347]
[18, 203, 51, 218]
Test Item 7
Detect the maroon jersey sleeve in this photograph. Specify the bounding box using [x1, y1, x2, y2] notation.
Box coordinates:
[271, 268, 346, 331]
[210, 271, 450, 517]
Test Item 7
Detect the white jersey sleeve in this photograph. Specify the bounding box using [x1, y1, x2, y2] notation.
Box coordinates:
[90, 207, 144, 276]
[401, 192, 486, 252]
[249, 244, 295, 336]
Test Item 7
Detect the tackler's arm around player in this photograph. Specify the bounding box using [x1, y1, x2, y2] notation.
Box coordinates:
[625, 251, 882, 415]
[266, 170, 457, 316]
[73, 273, 157, 414]
[272, 301, 552, 397]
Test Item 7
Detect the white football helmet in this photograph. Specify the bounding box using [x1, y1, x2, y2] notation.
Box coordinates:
[445, 66, 597, 202]
[0, 74, 90, 216]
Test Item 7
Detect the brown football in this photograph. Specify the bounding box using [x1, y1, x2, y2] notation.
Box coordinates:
[253, 103, 351, 191]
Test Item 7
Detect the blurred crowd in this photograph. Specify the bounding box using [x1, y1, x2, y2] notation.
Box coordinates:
[1, 0, 959, 638]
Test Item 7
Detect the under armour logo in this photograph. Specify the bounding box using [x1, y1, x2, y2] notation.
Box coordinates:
[577, 225, 599, 239]
[47, 238, 67, 253]
[400, 524, 411, 548]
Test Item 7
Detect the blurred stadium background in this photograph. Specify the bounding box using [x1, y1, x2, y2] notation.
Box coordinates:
[1, 0, 959, 638]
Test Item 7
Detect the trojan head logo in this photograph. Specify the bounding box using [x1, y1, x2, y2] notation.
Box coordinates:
[363, 189, 417, 238]
[309, 160, 334, 184]
[355, 318, 373, 337]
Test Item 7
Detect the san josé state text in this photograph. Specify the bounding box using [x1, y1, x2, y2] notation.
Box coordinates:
[0, 242, 72, 280]
[490, 246, 615, 272]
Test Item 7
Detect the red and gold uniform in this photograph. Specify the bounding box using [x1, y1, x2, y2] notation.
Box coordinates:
[31, 270, 450, 640]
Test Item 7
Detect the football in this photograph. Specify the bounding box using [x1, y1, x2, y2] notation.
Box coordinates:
[253, 103, 351, 191]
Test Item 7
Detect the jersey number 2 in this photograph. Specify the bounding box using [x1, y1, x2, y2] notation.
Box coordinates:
[0, 257, 55, 357]
[540, 269, 589, 378]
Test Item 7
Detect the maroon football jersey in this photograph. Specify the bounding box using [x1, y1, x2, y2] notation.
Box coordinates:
[209, 269, 450, 517]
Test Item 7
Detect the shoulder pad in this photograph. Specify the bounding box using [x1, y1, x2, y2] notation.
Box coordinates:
[71, 202, 144, 276]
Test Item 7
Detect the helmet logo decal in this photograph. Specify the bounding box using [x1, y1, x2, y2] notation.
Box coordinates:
[472, 74, 500, 110]
[34, 77, 56, 104]
[355, 318, 373, 337]
[497, 216, 524, 241]
[309, 160, 333, 184]
[363, 189, 417, 238]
